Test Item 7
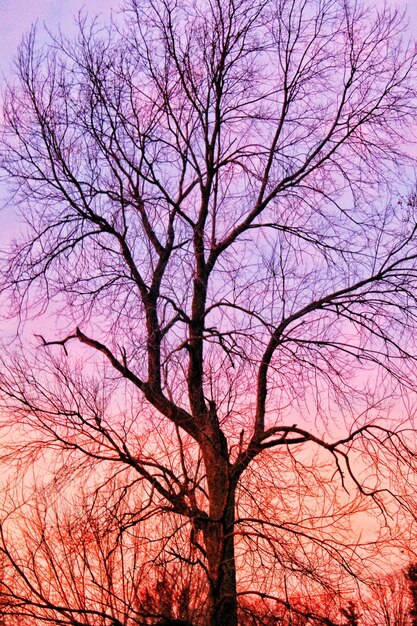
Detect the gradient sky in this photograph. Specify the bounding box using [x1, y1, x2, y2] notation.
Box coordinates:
[0, 0, 415, 581]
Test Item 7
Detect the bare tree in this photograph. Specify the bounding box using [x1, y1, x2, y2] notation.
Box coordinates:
[1, 0, 417, 623]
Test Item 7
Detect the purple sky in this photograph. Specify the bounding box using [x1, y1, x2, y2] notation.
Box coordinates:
[0, 0, 415, 87]
[0, 0, 115, 81]
[0, 0, 413, 210]
[0, 0, 415, 226]
[0, 0, 415, 75]
[0, 0, 116, 243]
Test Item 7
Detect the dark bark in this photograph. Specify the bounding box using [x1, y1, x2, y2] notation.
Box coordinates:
[203, 472, 237, 626]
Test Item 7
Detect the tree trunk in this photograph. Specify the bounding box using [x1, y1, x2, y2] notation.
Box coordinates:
[202, 440, 237, 626]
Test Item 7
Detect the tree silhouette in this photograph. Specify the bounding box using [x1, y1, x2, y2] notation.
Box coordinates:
[408, 564, 417, 626]
[1, 0, 417, 624]
[341, 601, 360, 626]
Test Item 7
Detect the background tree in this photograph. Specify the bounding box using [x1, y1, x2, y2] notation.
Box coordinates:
[341, 601, 360, 626]
[1, 0, 417, 624]
[408, 564, 417, 626]
[0, 481, 207, 625]
[362, 569, 412, 626]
